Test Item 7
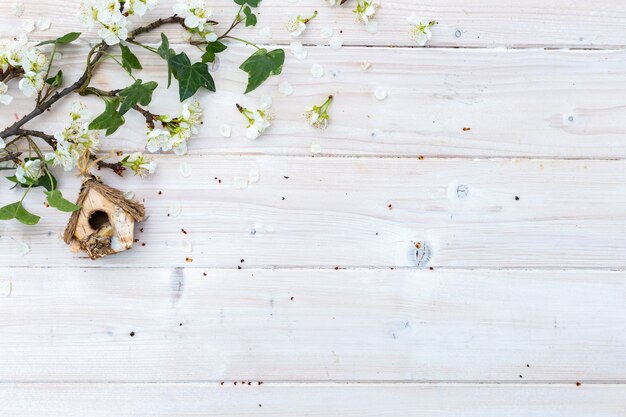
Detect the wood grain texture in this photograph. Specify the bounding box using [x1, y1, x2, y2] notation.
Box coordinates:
[2, 0, 626, 48]
[0, 268, 624, 382]
[1, 383, 625, 417]
[1, 0, 625, 413]
[2, 157, 626, 268]
[5, 46, 626, 158]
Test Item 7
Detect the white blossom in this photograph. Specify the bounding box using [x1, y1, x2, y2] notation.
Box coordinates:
[97, 14, 130, 45]
[47, 102, 99, 171]
[18, 71, 44, 97]
[173, 0, 213, 32]
[146, 100, 203, 155]
[304, 95, 333, 129]
[353, 1, 379, 25]
[122, 152, 156, 177]
[0, 82, 13, 106]
[146, 128, 174, 153]
[78, 0, 134, 44]
[16, 159, 43, 184]
[238, 99, 272, 140]
[407, 16, 436, 46]
[22, 48, 48, 74]
[287, 10, 317, 38]
[123, 0, 158, 17]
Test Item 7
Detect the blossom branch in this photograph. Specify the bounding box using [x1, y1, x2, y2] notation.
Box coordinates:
[0, 15, 186, 141]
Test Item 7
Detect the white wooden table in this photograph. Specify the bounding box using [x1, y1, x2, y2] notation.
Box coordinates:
[1, 1, 626, 415]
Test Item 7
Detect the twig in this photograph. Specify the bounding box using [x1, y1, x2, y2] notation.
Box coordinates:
[93, 157, 125, 176]
[0, 151, 22, 163]
[16, 129, 57, 149]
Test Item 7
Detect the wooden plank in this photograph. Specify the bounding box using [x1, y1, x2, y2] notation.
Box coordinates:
[1, 383, 625, 417]
[2, 157, 626, 268]
[0, 268, 624, 382]
[5, 46, 626, 158]
[2, 0, 626, 48]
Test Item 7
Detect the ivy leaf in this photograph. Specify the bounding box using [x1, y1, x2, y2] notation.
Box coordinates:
[37, 172, 57, 191]
[37, 32, 81, 46]
[0, 201, 40, 225]
[242, 6, 257, 26]
[45, 190, 81, 212]
[234, 0, 261, 6]
[201, 41, 227, 63]
[120, 44, 142, 74]
[157, 33, 177, 87]
[117, 79, 158, 115]
[170, 52, 215, 101]
[239, 48, 285, 94]
[89, 98, 125, 136]
[46, 70, 63, 88]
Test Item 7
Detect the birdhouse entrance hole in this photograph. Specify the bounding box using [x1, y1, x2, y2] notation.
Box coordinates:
[88, 210, 110, 230]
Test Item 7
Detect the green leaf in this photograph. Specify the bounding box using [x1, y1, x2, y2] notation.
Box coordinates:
[239, 48, 285, 94]
[45, 190, 80, 212]
[117, 79, 158, 116]
[234, 0, 261, 6]
[38, 172, 57, 191]
[0, 201, 40, 225]
[201, 41, 227, 63]
[120, 44, 142, 74]
[46, 70, 63, 88]
[157, 33, 177, 87]
[242, 6, 257, 26]
[89, 98, 125, 136]
[37, 32, 81, 46]
[170, 53, 215, 101]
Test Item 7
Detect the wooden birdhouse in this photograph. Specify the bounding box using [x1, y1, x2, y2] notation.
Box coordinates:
[64, 176, 145, 260]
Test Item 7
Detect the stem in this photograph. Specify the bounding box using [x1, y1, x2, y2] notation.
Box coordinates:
[37, 44, 57, 105]
[0, 151, 22, 163]
[218, 4, 244, 40]
[222, 36, 261, 50]
[321, 95, 334, 112]
[302, 10, 318, 24]
[19, 184, 33, 203]
[101, 52, 137, 80]
[127, 39, 159, 54]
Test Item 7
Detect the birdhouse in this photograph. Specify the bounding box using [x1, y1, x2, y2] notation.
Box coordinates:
[64, 176, 145, 260]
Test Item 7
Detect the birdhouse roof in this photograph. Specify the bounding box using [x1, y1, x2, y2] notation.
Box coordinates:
[63, 175, 145, 244]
